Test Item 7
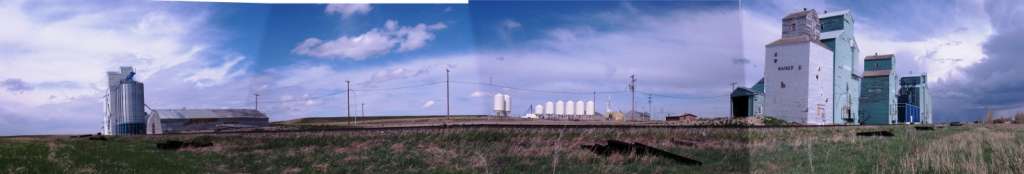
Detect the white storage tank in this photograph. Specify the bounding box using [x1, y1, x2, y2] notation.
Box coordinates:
[575, 100, 585, 115]
[565, 100, 575, 115]
[534, 105, 544, 114]
[555, 100, 565, 115]
[503, 94, 511, 112]
[493, 93, 505, 111]
[544, 101, 554, 114]
[585, 100, 595, 115]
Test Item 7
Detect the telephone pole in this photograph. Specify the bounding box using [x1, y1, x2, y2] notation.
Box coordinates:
[648, 94, 653, 120]
[358, 102, 364, 125]
[629, 74, 636, 114]
[446, 68, 451, 120]
[253, 93, 260, 111]
[346, 80, 351, 124]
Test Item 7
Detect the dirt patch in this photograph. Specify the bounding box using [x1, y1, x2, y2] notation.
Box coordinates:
[670, 138, 704, 148]
[581, 140, 702, 166]
[156, 140, 214, 150]
[856, 131, 894, 137]
[914, 126, 936, 131]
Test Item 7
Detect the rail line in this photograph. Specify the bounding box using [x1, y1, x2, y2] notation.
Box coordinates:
[152, 122, 938, 137]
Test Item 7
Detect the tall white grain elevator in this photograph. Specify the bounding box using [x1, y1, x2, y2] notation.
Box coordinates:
[764, 9, 835, 125]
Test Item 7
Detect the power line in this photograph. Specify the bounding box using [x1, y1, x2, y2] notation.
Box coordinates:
[353, 81, 445, 92]
[638, 91, 729, 100]
[230, 81, 444, 105]
[451, 80, 626, 95]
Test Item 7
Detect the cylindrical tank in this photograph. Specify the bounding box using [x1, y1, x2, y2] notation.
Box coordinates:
[555, 100, 565, 115]
[493, 93, 505, 111]
[117, 81, 146, 135]
[503, 94, 511, 112]
[575, 100, 585, 115]
[534, 105, 544, 114]
[566, 100, 576, 116]
[586, 100, 595, 115]
[544, 101, 554, 114]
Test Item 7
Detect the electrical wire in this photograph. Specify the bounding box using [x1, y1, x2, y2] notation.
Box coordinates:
[451, 80, 627, 95]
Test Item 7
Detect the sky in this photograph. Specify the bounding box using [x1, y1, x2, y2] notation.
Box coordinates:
[0, 0, 1020, 135]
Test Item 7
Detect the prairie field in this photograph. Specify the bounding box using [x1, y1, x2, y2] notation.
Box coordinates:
[2, 124, 1023, 173]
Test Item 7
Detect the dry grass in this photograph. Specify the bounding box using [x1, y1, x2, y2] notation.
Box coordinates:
[6, 125, 1024, 173]
[898, 126, 1024, 173]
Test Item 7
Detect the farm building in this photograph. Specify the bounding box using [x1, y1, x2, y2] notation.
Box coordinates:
[858, 54, 897, 125]
[666, 113, 698, 123]
[104, 66, 147, 135]
[146, 109, 270, 134]
[764, 9, 835, 125]
[731, 79, 764, 117]
[819, 9, 863, 125]
[897, 75, 932, 124]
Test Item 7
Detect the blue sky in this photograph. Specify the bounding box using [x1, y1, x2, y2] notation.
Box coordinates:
[0, 0, 1020, 135]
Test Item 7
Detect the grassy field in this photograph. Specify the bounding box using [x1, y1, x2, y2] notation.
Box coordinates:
[2, 124, 1023, 173]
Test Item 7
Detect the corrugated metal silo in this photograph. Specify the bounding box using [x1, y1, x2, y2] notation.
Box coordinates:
[555, 100, 565, 115]
[105, 66, 147, 135]
[117, 81, 146, 135]
[586, 100, 595, 115]
[503, 94, 511, 112]
[577, 100, 585, 115]
[534, 105, 544, 114]
[544, 101, 554, 114]
[493, 93, 505, 111]
[566, 100, 575, 115]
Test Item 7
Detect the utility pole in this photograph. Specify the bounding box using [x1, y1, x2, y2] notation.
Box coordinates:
[629, 74, 636, 115]
[253, 93, 259, 111]
[359, 102, 364, 125]
[648, 94, 652, 121]
[446, 68, 451, 120]
[346, 80, 351, 125]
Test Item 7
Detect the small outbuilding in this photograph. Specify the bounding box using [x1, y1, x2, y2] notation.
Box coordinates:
[731, 79, 765, 118]
[666, 113, 699, 123]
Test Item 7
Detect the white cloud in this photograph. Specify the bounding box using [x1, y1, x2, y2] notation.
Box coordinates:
[502, 19, 521, 29]
[325, 4, 372, 19]
[0, 1, 256, 135]
[292, 20, 447, 60]
[421, 100, 436, 108]
[256, 54, 476, 118]
[0, 1, 215, 107]
[470, 90, 488, 97]
[305, 99, 318, 106]
[292, 30, 397, 60]
[185, 55, 247, 88]
[497, 19, 522, 41]
[741, 0, 996, 122]
[396, 22, 448, 52]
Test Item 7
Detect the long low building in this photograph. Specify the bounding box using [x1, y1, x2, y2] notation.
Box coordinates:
[146, 109, 270, 134]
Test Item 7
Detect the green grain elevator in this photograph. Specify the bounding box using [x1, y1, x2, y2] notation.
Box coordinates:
[859, 54, 897, 124]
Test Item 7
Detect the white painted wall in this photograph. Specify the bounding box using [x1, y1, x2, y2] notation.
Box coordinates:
[807, 44, 834, 125]
[765, 41, 835, 125]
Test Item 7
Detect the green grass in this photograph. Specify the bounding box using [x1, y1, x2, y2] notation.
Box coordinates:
[2, 125, 1023, 173]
